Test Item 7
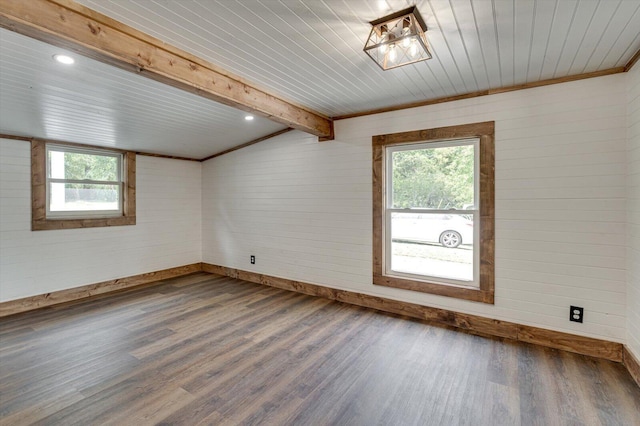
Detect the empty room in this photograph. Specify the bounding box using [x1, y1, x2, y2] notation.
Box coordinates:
[1, 0, 640, 424]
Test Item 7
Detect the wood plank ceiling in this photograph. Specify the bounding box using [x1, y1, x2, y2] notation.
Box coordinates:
[76, 0, 640, 118]
[1, 0, 640, 158]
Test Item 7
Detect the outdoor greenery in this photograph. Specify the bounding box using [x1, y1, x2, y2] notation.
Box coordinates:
[58, 152, 118, 181]
[392, 144, 474, 209]
[49, 151, 120, 203]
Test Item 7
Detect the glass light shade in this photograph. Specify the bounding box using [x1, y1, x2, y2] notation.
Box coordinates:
[364, 7, 432, 71]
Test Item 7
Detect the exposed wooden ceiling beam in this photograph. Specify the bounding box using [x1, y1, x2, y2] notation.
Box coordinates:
[0, 0, 333, 140]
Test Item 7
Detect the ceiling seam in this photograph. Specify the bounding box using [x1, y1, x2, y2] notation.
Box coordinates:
[332, 66, 628, 121]
[200, 128, 294, 162]
[0, 133, 201, 162]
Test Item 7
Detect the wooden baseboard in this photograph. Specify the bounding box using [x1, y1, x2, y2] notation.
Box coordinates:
[0, 261, 631, 370]
[201, 263, 623, 362]
[0, 263, 202, 317]
[623, 346, 640, 388]
[1, 261, 637, 385]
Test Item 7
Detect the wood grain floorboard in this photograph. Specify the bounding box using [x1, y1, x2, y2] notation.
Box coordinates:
[1, 272, 638, 425]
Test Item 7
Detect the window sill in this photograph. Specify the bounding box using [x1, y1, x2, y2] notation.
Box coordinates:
[32, 216, 136, 231]
[373, 273, 494, 304]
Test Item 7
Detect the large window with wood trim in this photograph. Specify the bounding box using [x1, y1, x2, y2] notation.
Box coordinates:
[31, 140, 136, 230]
[372, 122, 495, 303]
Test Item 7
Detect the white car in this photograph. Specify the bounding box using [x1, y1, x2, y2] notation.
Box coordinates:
[392, 213, 473, 248]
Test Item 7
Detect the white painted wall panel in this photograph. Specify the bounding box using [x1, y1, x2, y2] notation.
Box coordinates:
[0, 140, 202, 302]
[628, 63, 640, 361]
[202, 74, 628, 342]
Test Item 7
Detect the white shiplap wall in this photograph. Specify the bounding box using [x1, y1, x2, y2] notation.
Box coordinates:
[628, 63, 640, 361]
[0, 139, 202, 302]
[202, 73, 629, 342]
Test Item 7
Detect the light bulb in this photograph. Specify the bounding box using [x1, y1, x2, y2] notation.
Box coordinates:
[379, 33, 388, 54]
[409, 40, 418, 57]
[400, 19, 411, 46]
[402, 35, 411, 48]
[388, 44, 397, 62]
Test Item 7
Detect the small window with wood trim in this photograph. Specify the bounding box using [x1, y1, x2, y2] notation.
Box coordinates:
[32, 140, 136, 230]
[373, 122, 495, 303]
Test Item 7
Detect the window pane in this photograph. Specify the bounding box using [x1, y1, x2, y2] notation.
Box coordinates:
[390, 212, 474, 282]
[48, 150, 119, 181]
[49, 183, 120, 212]
[391, 144, 474, 210]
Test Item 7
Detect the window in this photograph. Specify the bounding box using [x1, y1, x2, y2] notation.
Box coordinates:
[46, 145, 123, 217]
[372, 122, 494, 303]
[31, 140, 136, 230]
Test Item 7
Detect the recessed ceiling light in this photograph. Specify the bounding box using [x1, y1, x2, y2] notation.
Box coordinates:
[244, 115, 254, 121]
[53, 54, 75, 65]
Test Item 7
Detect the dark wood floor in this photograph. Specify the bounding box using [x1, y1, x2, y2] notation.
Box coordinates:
[1, 272, 639, 425]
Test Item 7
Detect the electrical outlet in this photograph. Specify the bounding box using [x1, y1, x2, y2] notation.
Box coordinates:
[250, 255, 255, 265]
[570, 306, 584, 323]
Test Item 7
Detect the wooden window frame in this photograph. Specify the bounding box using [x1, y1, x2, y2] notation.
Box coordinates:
[31, 139, 136, 231]
[372, 121, 495, 304]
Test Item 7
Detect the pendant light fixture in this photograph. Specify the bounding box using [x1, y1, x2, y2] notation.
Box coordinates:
[364, 6, 432, 70]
